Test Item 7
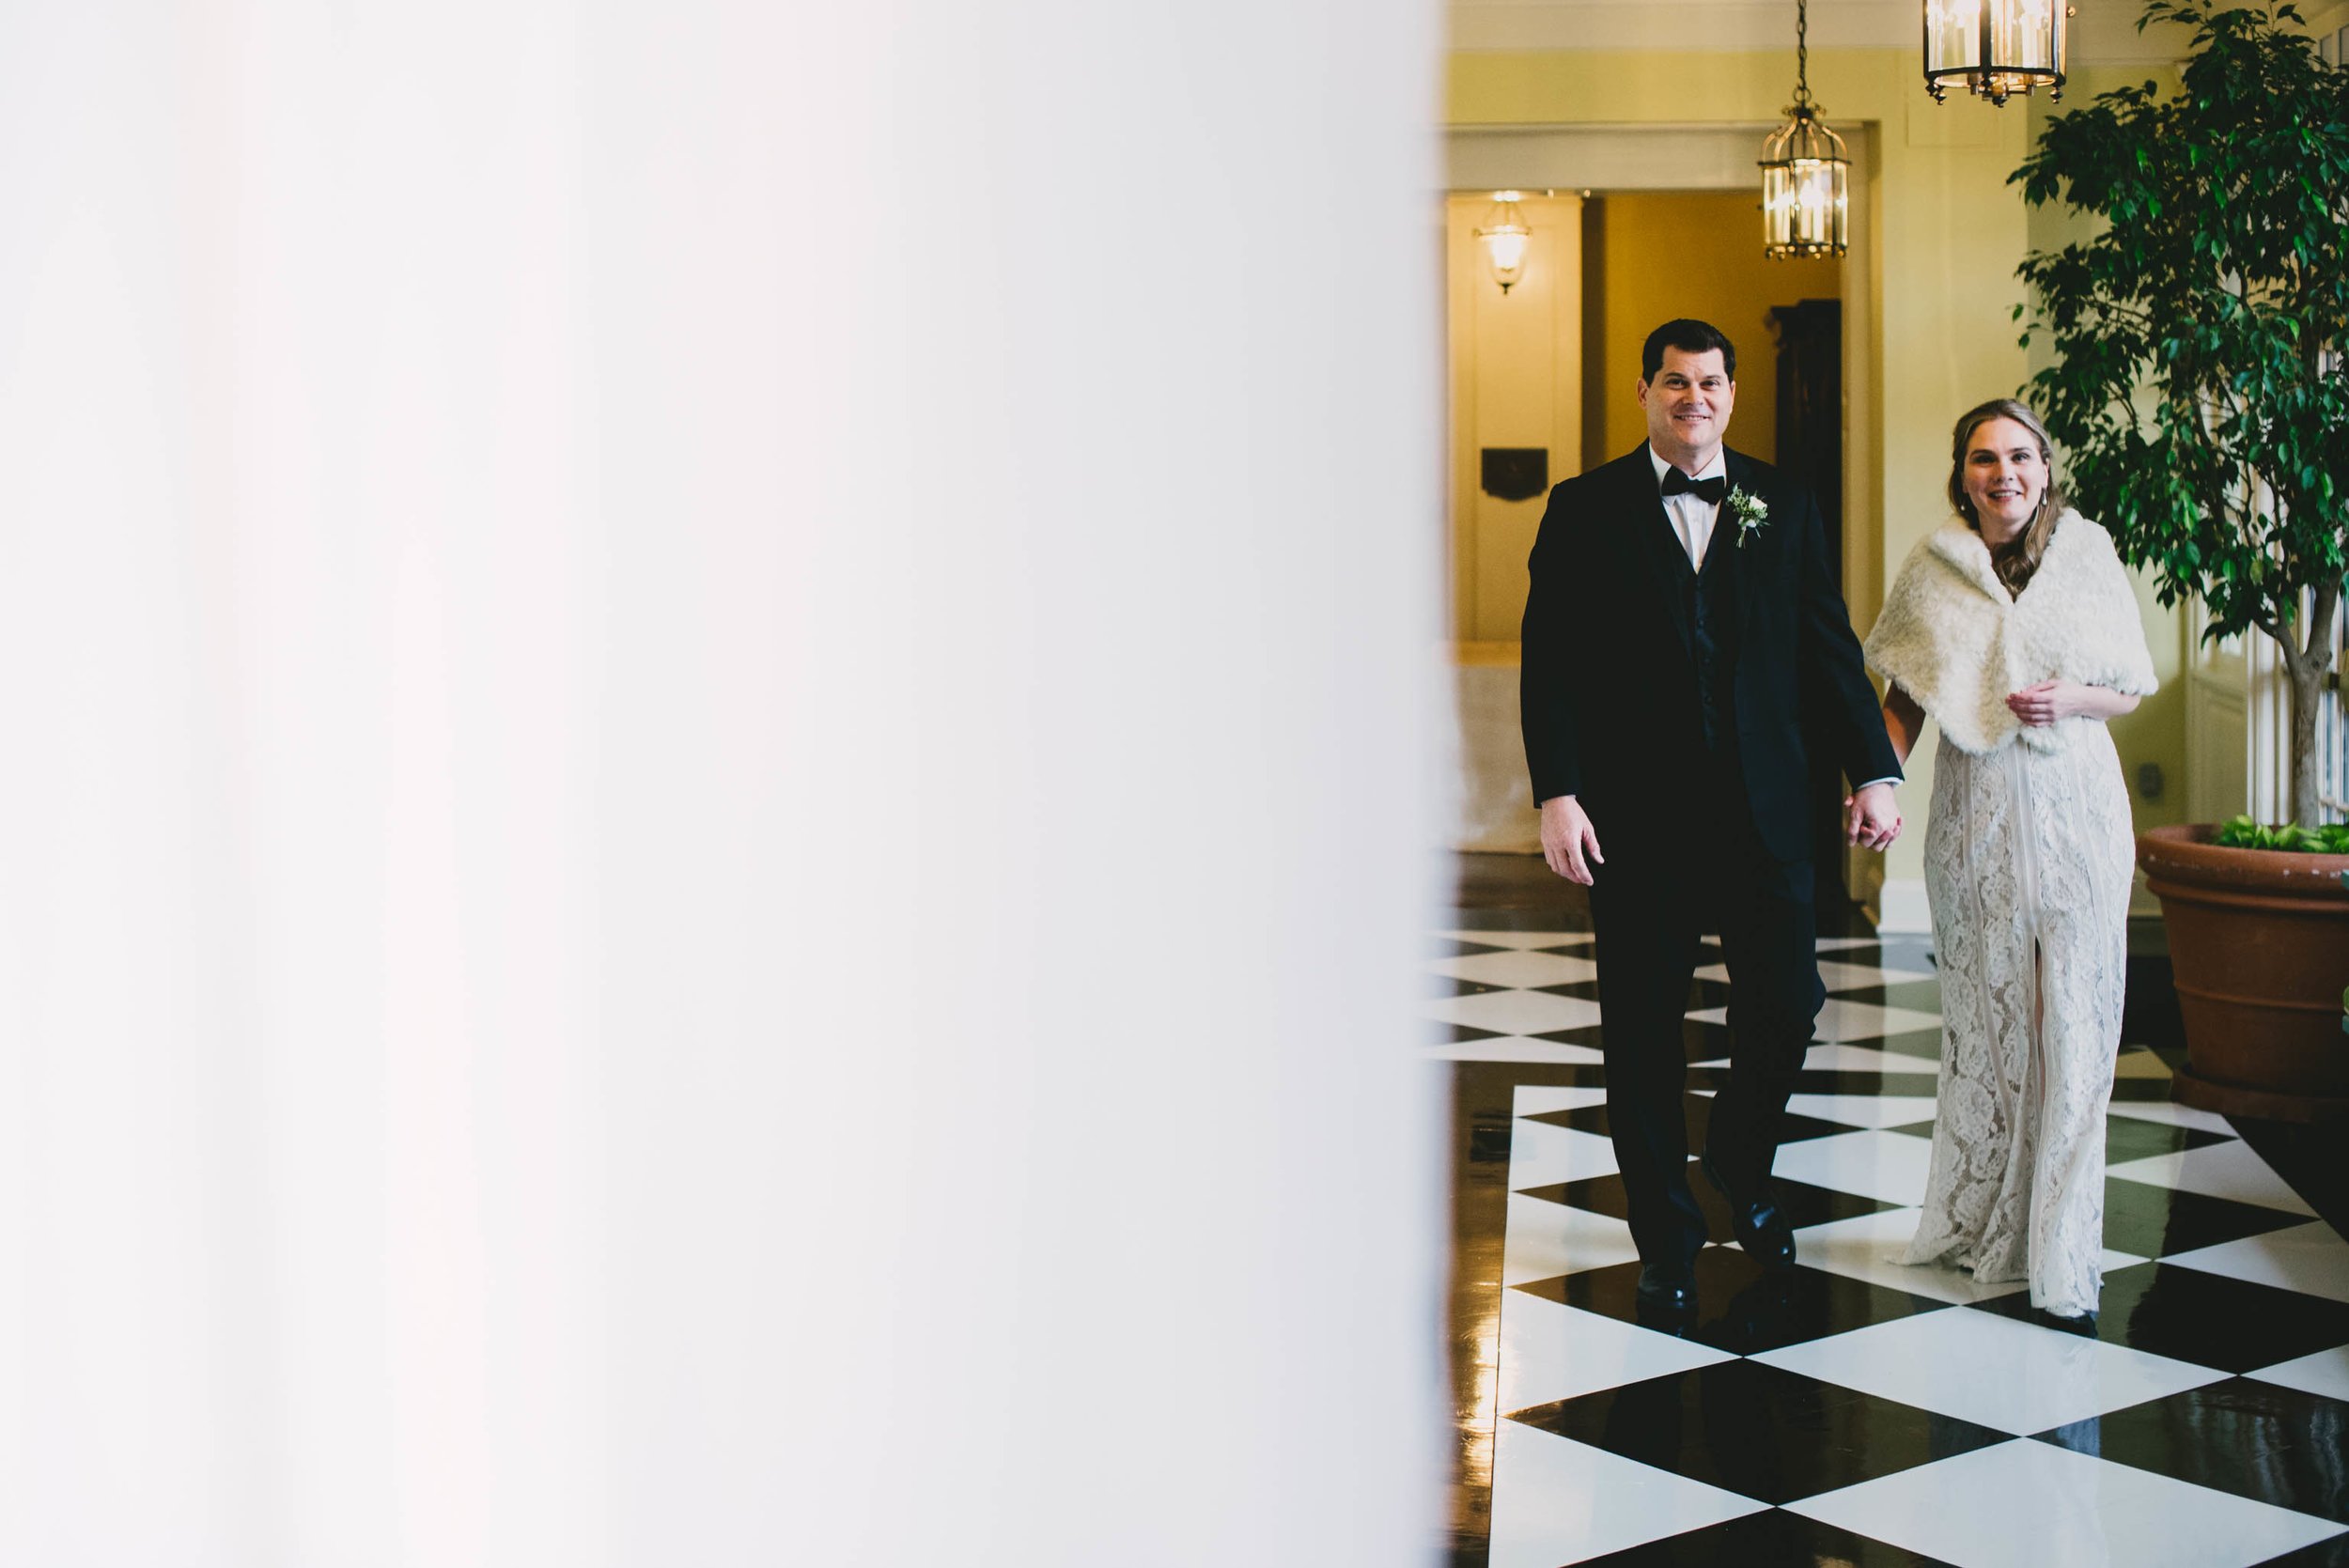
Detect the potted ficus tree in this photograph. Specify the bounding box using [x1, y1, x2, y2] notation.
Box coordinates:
[2014, 0, 2349, 1118]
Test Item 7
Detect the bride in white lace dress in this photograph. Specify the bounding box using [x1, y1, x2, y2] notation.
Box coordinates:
[1862, 399, 2157, 1323]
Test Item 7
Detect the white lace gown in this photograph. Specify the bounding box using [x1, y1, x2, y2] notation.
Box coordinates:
[1902, 722, 2136, 1315]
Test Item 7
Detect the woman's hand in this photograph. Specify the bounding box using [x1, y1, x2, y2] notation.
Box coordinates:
[2007, 679, 2092, 726]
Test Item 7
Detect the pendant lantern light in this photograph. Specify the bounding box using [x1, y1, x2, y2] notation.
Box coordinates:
[1474, 193, 1532, 294]
[1923, 0, 2069, 106]
[1759, 0, 1849, 259]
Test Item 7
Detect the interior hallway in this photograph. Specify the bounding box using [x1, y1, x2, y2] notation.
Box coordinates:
[1439, 854, 2349, 1567]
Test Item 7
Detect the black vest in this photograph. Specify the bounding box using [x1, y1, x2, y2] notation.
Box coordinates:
[1682, 535, 1736, 757]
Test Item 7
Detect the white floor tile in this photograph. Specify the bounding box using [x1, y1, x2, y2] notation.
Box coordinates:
[1429, 949, 1599, 988]
[1502, 1194, 1642, 1285]
[1793, 1207, 2144, 1304]
[1424, 1035, 1607, 1065]
[1514, 1085, 1611, 1117]
[1689, 1043, 1943, 1077]
[1507, 1120, 1620, 1188]
[2103, 1101, 2238, 1135]
[2248, 1344, 2349, 1403]
[1486, 1421, 1765, 1568]
[1435, 928, 1594, 951]
[2114, 1047, 2175, 1080]
[1768, 1128, 1937, 1206]
[1790, 1438, 2347, 1568]
[2108, 1140, 2318, 1217]
[2163, 1220, 2349, 1304]
[1783, 1093, 1943, 1128]
[1752, 1306, 2228, 1435]
[1428, 988, 1606, 1036]
[1494, 1290, 1733, 1412]
[1813, 936, 1892, 952]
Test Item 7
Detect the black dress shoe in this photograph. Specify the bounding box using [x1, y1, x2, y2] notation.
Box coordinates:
[2031, 1307, 2099, 1337]
[1701, 1150, 1797, 1270]
[1635, 1263, 1698, 1318]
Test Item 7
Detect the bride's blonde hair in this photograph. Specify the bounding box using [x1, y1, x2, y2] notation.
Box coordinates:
[1948, 398, 2064, 598]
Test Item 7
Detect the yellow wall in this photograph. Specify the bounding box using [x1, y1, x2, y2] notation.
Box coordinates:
[1447, 194, 1583, 642]
[1591, 192, 1843, 468]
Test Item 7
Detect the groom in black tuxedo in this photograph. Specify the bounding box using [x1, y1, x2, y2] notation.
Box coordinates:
[1519, 318, 1903, 1317]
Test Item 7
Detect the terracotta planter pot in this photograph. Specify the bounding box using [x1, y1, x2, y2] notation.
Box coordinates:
[2137, 824, 2349, 1122]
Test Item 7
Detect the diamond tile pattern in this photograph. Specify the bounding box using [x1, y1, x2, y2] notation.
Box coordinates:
[1445, 919, 2349, 1566]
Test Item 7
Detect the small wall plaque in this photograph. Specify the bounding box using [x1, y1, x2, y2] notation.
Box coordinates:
[1481, 447, 1548, 503]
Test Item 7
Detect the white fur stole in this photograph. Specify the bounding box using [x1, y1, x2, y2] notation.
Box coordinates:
[1863, 509, 2157, 755]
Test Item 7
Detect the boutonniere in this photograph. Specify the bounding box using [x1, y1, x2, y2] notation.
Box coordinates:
[1727, 486, 1769, 549]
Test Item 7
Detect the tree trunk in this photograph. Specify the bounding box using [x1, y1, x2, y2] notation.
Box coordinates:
[2290, 660, 2322, 827]
[2289, 585, 2341, 829]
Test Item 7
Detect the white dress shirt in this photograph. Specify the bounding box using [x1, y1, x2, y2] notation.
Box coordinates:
[1649, 444, 1727, 571]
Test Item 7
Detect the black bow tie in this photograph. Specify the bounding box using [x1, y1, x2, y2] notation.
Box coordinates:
[1661, 469, 1727, 505]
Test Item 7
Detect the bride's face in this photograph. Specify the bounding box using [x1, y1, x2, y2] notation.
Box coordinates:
[1962, 417, 2047, 542]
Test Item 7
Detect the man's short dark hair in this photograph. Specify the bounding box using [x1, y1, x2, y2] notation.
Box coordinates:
[1641, 319, 1736, 382]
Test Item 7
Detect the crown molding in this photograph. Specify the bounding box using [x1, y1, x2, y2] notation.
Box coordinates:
[1448, 1, 2200, 66]
[1446, 122, 1799, 193]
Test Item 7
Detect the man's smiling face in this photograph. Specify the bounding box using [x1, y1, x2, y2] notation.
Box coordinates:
[1639, 346, 1736, 471]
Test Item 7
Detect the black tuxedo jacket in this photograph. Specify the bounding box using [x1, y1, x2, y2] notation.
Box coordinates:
[1519, 445, 1899, 864]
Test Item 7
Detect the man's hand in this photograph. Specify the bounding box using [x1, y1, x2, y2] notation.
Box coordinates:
[1539, 794, 1604, 885]
[1843, 782, 1901, 852]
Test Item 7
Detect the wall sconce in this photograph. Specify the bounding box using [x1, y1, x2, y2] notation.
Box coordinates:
[1761, 0, 1849, 258]
[1924, 0, 2070, 105]
[1474, 193, 1532, 294]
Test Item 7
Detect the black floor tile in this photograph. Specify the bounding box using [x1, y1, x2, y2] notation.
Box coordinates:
[2102, 1114, 2238, 1166]
[2103, 1177, 2315, 1259]
[1431, 973, 1505, 997]
[1520, 1093, 1852, 1148]
[1517, 1250, 1949, 1357]
[1829, 979, 1947, 1011]
[1521, 1166, 1898, 1234]
[1783, 1068, 1948, 1097]
[1869, 1029, 1944, 1063]
[1434, 936, 1511, 958]
[2254, 1530, 2349, 1566]
[1439, 1021, 1508, 1043]
[1571, 1507, 1960, 1566]
[2039, 1378, 2349, 1524]
[2234, 1117, 2349, 1247]
[1508, 1358, 2006, 1505]
[1973, 1262, 2349, 1374]
[1532, 979, 1606, 1001]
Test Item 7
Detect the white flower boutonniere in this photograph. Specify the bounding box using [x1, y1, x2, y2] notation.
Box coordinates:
[1727, 486, 1769, 549]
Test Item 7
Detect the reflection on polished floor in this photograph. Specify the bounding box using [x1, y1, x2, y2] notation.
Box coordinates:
[1439, 859, 2349, 1567]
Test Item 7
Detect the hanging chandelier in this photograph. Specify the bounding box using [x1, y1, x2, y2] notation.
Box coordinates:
[1473, 193, 1532, 294]
[1759, 0, 1848, 259]
[1923, 0, 2069, 106]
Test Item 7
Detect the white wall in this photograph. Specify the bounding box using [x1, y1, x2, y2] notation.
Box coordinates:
[0, 4, 1443, 1563]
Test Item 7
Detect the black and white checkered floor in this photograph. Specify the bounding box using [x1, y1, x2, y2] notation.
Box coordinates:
[1436, 919, 2349, 1567]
